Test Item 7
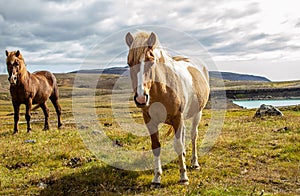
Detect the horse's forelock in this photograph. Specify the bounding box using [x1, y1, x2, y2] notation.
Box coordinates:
[6, 51, 26, 68]
[127, 31, 160, 66]
[7, 51, 24, 60]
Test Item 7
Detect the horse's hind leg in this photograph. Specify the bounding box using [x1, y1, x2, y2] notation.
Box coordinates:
[173, 114, 189, 185]
[191, 111, 202, 169]
[40, 102, 50, 130]
[50, 95, 62, 129]
[25, 98, 32, 133]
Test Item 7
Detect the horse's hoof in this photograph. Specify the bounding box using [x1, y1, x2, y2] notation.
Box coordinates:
[58, 124, 63, 129]
[178, 179, 189, 185]
[43, 127, 49, 131]
[13, 130, 18, 135]
[150, 182, 161, 188]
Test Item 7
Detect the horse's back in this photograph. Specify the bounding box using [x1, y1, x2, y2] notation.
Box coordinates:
[32, 71, 59, 101]
[33, 71, 57, 87]
[172, 60, 210, 118]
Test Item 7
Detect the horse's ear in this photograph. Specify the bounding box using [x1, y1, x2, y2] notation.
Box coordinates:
[5, 50, 8, 57]
[15, 50, 20, 57]
[147, 32, 156, 48]
[125, 32, 134, 47]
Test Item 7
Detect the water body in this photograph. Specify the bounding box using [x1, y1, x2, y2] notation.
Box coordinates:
[232, 99, 300, 109]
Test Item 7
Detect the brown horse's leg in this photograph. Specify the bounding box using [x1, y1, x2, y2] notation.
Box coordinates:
[25, 98, 32, 133]
[12, 102, 20, 134]
[50, 95, 62, 129]
[173, 113, 189, 185]
[40, 102, 50, 130]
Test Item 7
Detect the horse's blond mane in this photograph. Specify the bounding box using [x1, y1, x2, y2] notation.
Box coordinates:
[172, 56, 190, 62]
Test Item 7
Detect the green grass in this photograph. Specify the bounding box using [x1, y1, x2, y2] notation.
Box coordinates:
[0, 75, 300, 195]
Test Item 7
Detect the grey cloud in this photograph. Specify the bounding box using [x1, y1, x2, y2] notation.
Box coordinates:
[296, 19, 300, 27]
[217, 2, 259, 21]
[1, 0, 299, 74]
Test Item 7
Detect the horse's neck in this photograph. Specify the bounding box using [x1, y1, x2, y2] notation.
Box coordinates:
[153, 49, 178, 94]
[18, 68, 30, 84]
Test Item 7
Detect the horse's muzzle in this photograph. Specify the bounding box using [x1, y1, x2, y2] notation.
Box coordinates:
[8, 75, 17, 85]
[134, 93, 149, 108]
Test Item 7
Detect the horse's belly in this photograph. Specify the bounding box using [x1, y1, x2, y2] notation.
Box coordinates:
[174, 63, 209, 119]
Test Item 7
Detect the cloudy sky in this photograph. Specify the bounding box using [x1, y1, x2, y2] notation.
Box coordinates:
[1, 0, 300, 81]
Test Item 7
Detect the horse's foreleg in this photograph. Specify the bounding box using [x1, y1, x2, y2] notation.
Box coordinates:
[145, 111, 161, 187]
[12, 102, 20, 134]
[173, 115, 189, 185]
[40, 102, 49, 130]
[25, 99, 32, 133]
[191, 111, 202, 169]
[150, 132, 162, 187]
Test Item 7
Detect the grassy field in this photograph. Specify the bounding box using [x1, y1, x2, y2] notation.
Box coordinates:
[0, 74, 299, 195]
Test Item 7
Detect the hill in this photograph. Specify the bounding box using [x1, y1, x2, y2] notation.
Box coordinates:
[69, 67, 129, 75]
[70, 67, 270, 82]
[209, 71, 270, 82]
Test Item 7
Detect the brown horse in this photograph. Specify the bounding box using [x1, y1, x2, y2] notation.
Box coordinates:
[125, 31, 210, 186]
[6, 50, 62, 134]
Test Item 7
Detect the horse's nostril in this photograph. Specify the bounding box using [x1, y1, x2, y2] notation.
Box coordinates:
[13, 76, 17, 80]
[134, 93, 149, 106]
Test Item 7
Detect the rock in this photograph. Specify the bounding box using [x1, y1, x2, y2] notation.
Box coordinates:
[24, 139, 36, 143]
[37, 182, 47, 189]
[104, 122, 112, 127]
[254, 104, 283, 118]
[113, 139, 123, 147]
[275, 126, 290, 132]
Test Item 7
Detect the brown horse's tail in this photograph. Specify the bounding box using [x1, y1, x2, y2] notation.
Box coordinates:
[31, 104, 40, 111]
[49, 73, 59, 98]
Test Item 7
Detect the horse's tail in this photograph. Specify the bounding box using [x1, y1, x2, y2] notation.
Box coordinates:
[50, 73, 59, 99]
[165, 125, 175, 137]
[31, 104, 40, 111]
[202, 66, 209, 83]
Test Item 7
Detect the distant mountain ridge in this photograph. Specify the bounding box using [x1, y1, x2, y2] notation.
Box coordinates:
[70, 67, 270, 82]
[209, 71, 270, 82]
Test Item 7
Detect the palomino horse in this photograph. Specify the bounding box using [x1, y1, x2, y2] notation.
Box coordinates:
[6, 50, 62, 134]
[125, 31, 210, 186]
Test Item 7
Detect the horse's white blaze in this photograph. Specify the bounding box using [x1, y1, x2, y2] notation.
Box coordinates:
[10, 72, 18, 83]
[137, 55, 145, 97]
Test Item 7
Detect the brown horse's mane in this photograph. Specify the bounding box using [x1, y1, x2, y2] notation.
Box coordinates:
[6, 51, 27, 68]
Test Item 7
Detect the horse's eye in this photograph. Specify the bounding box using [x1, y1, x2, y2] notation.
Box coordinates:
[13, 62, 19, 66]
